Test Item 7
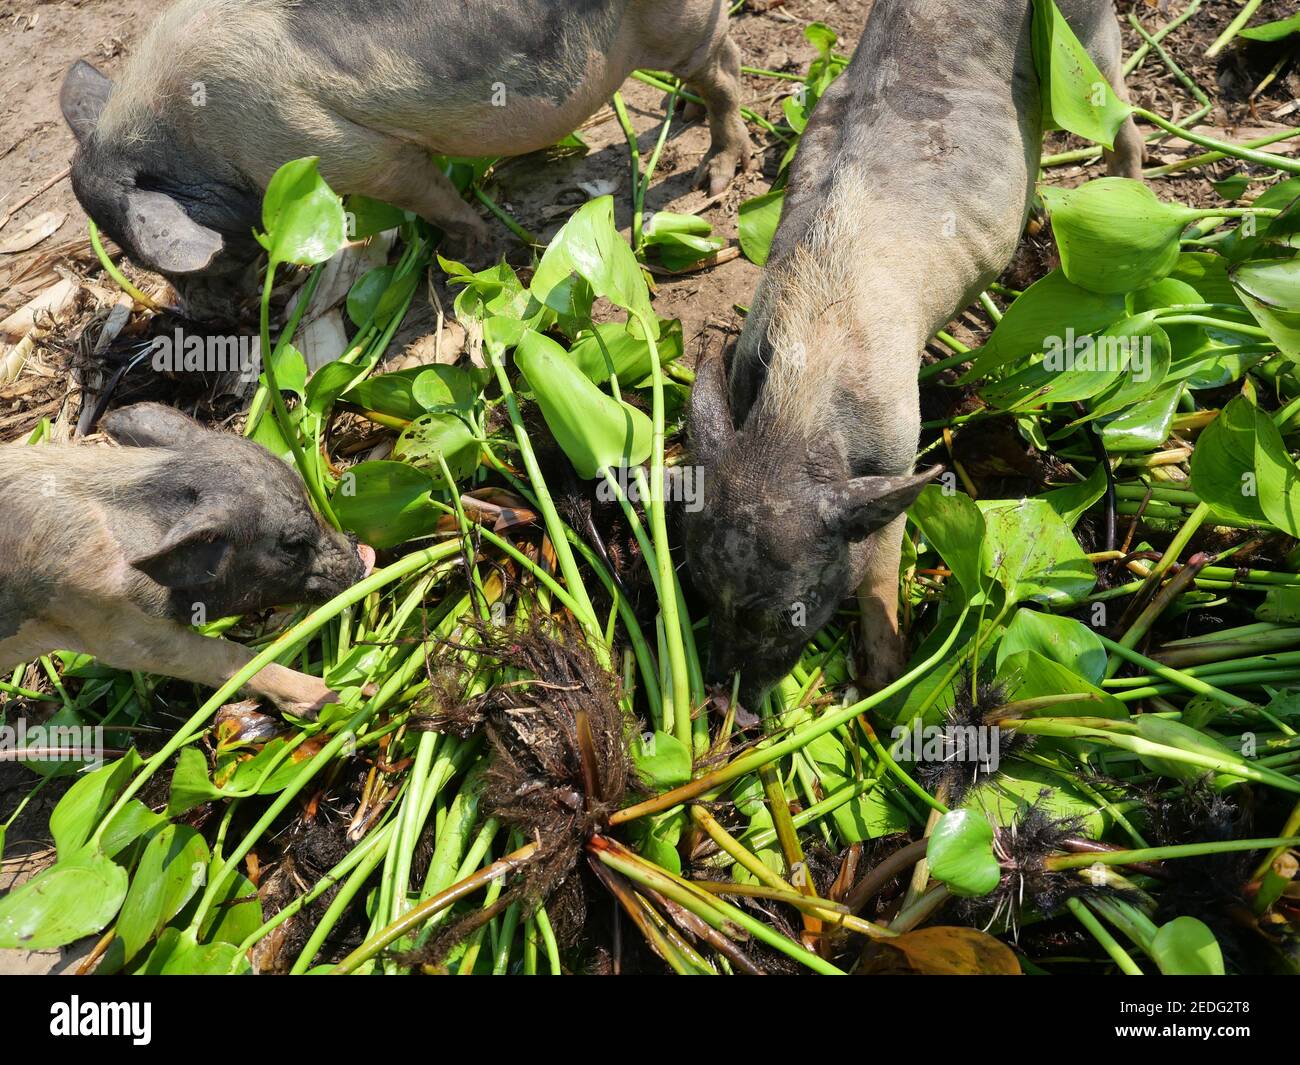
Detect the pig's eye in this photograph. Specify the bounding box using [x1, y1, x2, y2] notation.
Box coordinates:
[280, 535, 311, 555]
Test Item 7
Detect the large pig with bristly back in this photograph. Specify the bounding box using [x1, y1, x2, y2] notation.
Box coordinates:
[59, 0, 751, 316]
[685, 0, 1143, 707]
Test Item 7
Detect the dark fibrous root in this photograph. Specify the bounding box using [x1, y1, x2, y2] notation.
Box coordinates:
[910, 672, 1033, 806]
[1144, 779, 1255, 968]
[957, 795, 1138, 936]
[399, 618, 632, 968]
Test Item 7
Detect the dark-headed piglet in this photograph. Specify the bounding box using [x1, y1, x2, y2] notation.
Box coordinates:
[60, 0, 751, 317]
[0, 404, 371, 718]
[686, 0, 1143, 707]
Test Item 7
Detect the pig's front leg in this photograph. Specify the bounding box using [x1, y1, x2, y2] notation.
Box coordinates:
[674, 35, 752, 195]
[81, 613, 340, 720]
[854, 513, 909, 693]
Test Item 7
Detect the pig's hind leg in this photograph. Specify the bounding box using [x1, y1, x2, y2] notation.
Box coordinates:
[341, 135, 490, 251]
[1104, 84, 1144, 180]
[672, 34, 752, 195]
[1088, 20, 1144, 178]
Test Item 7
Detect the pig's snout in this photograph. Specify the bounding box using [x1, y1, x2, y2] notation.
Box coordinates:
[303, 534, 373, 602]
[356, 543, 376, 577]
[706, 624, 806, 710]
[705, 644, 740, 689]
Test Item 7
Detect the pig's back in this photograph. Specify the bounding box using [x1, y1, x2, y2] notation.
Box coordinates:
[772, 0, 1042, 336]
[103, 0, 641, 161]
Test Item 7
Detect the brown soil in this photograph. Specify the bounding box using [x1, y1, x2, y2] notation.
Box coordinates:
[0, 1, 143, 303]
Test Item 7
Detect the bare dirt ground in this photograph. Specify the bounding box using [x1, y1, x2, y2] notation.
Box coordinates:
[0, 1, 141, 284]
[0, 0, 1297, 972]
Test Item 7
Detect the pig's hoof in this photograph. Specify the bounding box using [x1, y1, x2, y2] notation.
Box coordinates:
[274, 679, 340, 722]
[695, 149, 745, 198]
[443, 215, 491, 262]
[695, 127, 753, 197]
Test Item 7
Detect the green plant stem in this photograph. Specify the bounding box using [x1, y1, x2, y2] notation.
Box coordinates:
[608, 604, 970, 825]
[1096, 633, 1250, 707]
[331, 842, 539, 974]
[860, 720, 948, 815]
[242, 821, 395, 966]
[191, 636, 437, 937]
[1047, 836, 1300, 871]
[690, 806, 896, 940]
[245, 263, 325, 438]
[0, 680, 57, 702]
[1146, 126, 1300, 177]
[741, 65, 805, 81]
[611, 92, 646, 251]
[1089, 896, 1161, 954]
[888, 883, 951, 933]
[1130, 10, 1212, 115]
[591, 837, 846, 975]
[1067, 897, 1143, 975]
[90, 544, 458, 850]
[289, 828, 393, 974]
[630, 70, 787, 140]
[87, 221, 167, 311]
[472, 187, 540, 247]
[484, 343, 602, 646]
[1110, 670, 1300, 701]
[1125, 0, 1205, 75]
[1003, 717, 1300, 793]
[257, 262, 338, 525]
[1115, 647, 1300, 681]
[1133, 108, 1300, 174]
[1254, 803, 1300, 880]
[1103, 552, 1209, 680]
[633, 310, 693, 755]
[1205, 0, 1265, 57]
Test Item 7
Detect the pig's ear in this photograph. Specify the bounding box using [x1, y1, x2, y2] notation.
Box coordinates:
[124, 189, 226, 275]
[823, 466, 943, 542]
[61, 60, 112, 143]
[130, 508, 232, 589]
[102, 403, 209, 449]
[688, 347, 735, 457]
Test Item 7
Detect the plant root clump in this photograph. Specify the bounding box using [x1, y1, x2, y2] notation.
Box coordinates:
[1145, 779, 1255, 969]
[403, 619, 634, 968]
[957, 797, 1135, 935]
[911, 674, 1033, 806]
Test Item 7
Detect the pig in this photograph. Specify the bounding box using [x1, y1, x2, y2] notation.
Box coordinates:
[0, 404, 370, 718]
[59, 0, 752, 316]
[685, 0, 1144, 707]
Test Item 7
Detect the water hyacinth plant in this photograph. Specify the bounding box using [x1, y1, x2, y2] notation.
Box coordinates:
[3, 0, 1300, 977]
